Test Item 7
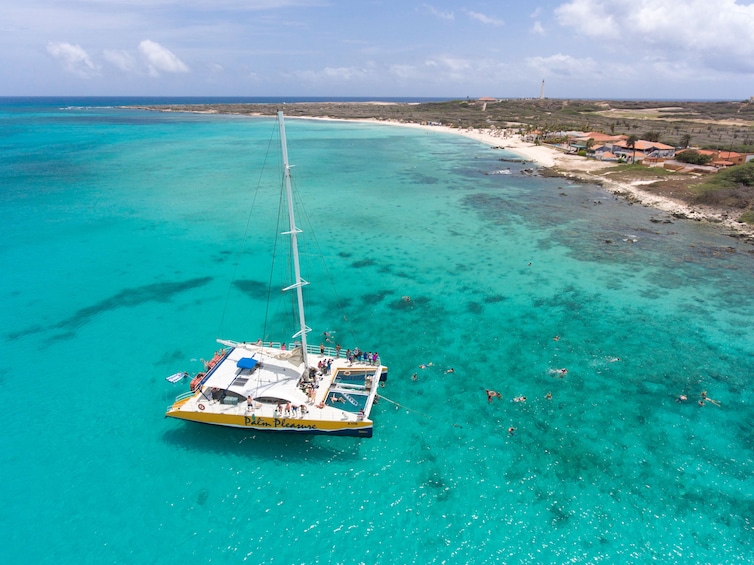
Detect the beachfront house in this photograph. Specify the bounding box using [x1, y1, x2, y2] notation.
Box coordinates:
[562, 132, 677, 164]
[523, 129, 543, 143]
[611, 140, 676, 163]
[567, 132, 626, 154]
[588, 144, 620, 162]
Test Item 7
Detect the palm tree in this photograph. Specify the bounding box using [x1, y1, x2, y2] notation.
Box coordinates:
[626, 134, 639, 163]
[680, 133, 692, 148]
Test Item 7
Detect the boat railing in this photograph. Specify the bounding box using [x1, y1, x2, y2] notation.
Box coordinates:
[167, 390, 196, 411]
[249, 340, 379, 363]
[305, 343, 382, 365]
[308, 343, 338, 357]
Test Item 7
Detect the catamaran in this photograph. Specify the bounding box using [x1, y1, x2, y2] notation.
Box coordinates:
[165, 112, 387, 437]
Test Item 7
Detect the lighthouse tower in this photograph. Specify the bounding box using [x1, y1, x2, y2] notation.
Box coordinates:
[539, 79, 545, 99]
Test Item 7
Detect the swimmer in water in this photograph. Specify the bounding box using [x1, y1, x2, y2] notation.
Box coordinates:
[486, 390, 502, 403]
[545, 392, 552, 400]
[512, 396, 527, 403]
[700, 390, 721, 406]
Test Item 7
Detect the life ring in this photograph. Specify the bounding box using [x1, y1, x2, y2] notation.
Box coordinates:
[344, 371, 351, 376]
[198, 403, 205, 411]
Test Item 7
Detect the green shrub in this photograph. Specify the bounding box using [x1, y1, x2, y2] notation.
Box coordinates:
[718, 162, 754, 186]
[740, 210, 754, 224]
[693, 162, 754, 208]
[676, 150, 713, 165]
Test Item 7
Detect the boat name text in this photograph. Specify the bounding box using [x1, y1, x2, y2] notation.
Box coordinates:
[245, 415, 317, 430]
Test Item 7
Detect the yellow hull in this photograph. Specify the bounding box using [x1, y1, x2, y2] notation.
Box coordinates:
[166, 403, 373, 437]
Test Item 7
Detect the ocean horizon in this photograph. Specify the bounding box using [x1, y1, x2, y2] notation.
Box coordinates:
[1, 95, 746, 106]
[0, 96, 455, 108]
[2, 97, 753, 564]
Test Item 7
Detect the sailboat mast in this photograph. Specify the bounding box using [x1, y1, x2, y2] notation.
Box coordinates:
[277, 111, 310, 363]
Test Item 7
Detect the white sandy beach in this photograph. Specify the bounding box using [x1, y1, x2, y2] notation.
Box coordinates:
[452, 126, 754, 241]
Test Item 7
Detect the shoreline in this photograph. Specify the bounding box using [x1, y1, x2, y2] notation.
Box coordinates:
[304, 116, 754, 245]
[139, 106, 754, 245]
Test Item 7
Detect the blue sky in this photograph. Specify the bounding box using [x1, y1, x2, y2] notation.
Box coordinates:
[4, 0, 754, 99]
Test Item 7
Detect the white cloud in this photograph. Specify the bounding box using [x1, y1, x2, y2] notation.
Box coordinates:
[288, 56, 515, 91]
[138, 39, 189, 77]
[555, 0, 754, 73]
[466, 11, 504, 26]
[46, 41, 99, 78]
[389, 64, 417, 79]
[526, 53, 600, 78]
[423, 56, 510, 84]
[555, 0, 619, 38]
[103, 49, 137, 72]
[423, 3, 454, 21]
[427, 57, 473, 74]
[531, 21, 545, 35]
[321, 66, 368, 80]
[290, 65, 372, 83]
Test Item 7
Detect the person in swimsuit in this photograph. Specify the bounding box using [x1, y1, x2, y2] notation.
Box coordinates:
[486, 390, 502, 403]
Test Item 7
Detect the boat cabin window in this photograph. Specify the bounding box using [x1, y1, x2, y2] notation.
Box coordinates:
[255, 396, 290, 405]
[231, 375, 249, 387]
[210, 388, 246, 405]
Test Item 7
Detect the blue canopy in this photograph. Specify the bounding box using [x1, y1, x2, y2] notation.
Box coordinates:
[236, 357, 258, 370]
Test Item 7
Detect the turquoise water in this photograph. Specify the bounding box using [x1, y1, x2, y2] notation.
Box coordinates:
[2, 99, 753, 564]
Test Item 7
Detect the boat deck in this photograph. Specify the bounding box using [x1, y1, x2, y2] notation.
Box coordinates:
[167, 341, 386, 434]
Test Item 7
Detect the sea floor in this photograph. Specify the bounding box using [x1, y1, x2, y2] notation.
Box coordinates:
[1, 102, 753, 564]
